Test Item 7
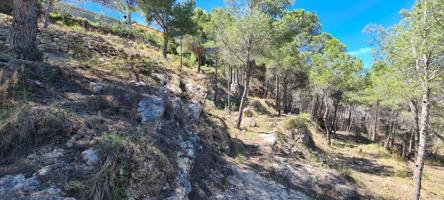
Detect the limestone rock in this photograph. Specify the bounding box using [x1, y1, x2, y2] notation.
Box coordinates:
[0, 174, 40, 197]
[152, 73, 168, 85]
[138, 96, 166, 124]
[186, 103, 202, 122]
[82, 148, 99, 166]
[258, 131, 277, 146]
[89, 82, 104, 93]
[291, 128, 315, 148]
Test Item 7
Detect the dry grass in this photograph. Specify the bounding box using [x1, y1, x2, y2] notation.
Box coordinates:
[0, 106, 73, 159]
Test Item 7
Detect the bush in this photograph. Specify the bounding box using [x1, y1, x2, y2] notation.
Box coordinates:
[283, 114, 312, 130]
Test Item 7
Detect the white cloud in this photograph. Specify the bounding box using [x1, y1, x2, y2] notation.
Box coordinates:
[348, 47, 373, 56]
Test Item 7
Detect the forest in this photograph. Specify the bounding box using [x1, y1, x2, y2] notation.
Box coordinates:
[0, 0, 443, 200]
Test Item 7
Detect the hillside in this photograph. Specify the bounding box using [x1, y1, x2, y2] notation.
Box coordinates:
[1, 3, 444, 200]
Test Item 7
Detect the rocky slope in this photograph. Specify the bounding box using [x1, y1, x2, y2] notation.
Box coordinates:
[0, 14, 366, 200]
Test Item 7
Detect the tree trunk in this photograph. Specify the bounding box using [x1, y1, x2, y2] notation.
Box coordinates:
[347, 108, 354, 133]
[323, 91, 331, 146]
[180, 36, 183, 68]
[264, 78, 268, 98]
[283, 79, 289, 114]
[214, 49, 218, 103]
[197, 54, 201, 73]
[402, 131, 408, 159]
[10, 0, 41, 61]
[346, 106, 353, 133]
[409, 99, 420, 156]
[162, 29, 168, 58]
[43, 0, 55, 30]
[227, 66, 232, 113]
[412, 86, 430, 200]
[371, 101, 379, 141]
[385, 111, 397, 150]
[236, 61, 252, 129]
[311, 94, 319, 120]
[332, 100, 339, 135]
[275, 74, 281, 116]
[409, 127, 415, 157]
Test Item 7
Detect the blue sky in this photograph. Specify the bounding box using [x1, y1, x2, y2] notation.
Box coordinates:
[64, 0, 415, 68]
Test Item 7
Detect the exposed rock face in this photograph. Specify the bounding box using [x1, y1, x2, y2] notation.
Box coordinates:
[138, 96, 166, 126]
[274, 127, 316, 157]
[291, 128, 315, 148]
[167, 134, 202, 200]
[185, 83, 207, 104]
[0, 174, 75, 200]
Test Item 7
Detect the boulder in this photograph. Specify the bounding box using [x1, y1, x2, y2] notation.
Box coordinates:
[258, 131, 277, 146]
[82, 148, 99, 166]
[138, 96, 166, 128]
[291, 128, 315, 148]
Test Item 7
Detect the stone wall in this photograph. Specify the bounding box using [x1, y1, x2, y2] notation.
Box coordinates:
[37, 30, 128, 58]
[0, 18, 128, 59]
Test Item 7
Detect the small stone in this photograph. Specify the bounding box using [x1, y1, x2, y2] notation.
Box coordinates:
[82, 148, 99, 166]
[89, 82, 104, 93]
[135, 81, 147, 86]
[37, 166, 52, 176]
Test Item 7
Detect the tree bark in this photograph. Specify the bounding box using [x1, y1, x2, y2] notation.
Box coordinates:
[162, 28, 168, 58]
[385, 111, 397, 150]
[346, 106, 353, 133]
[275, 74, 281, 116]
[409, 99, 420, 156]
[283, 78, 289, 114]
[264, 78, 268, 98]
[227, 66, 232, 113]
[412, 86, 430, 200]
[180, 36, 183, 68]
[332, 100, 339, 135]
[371, 101, 379, 141]
[214, 48, 218, 103]
[236, 61, 252, 129]
[43, 0, 55, 30]
[197, 54, 202, 73]
[311, 94, 319, 120]
[323, 91, 331, 146]
[10, 0, 41, 61]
